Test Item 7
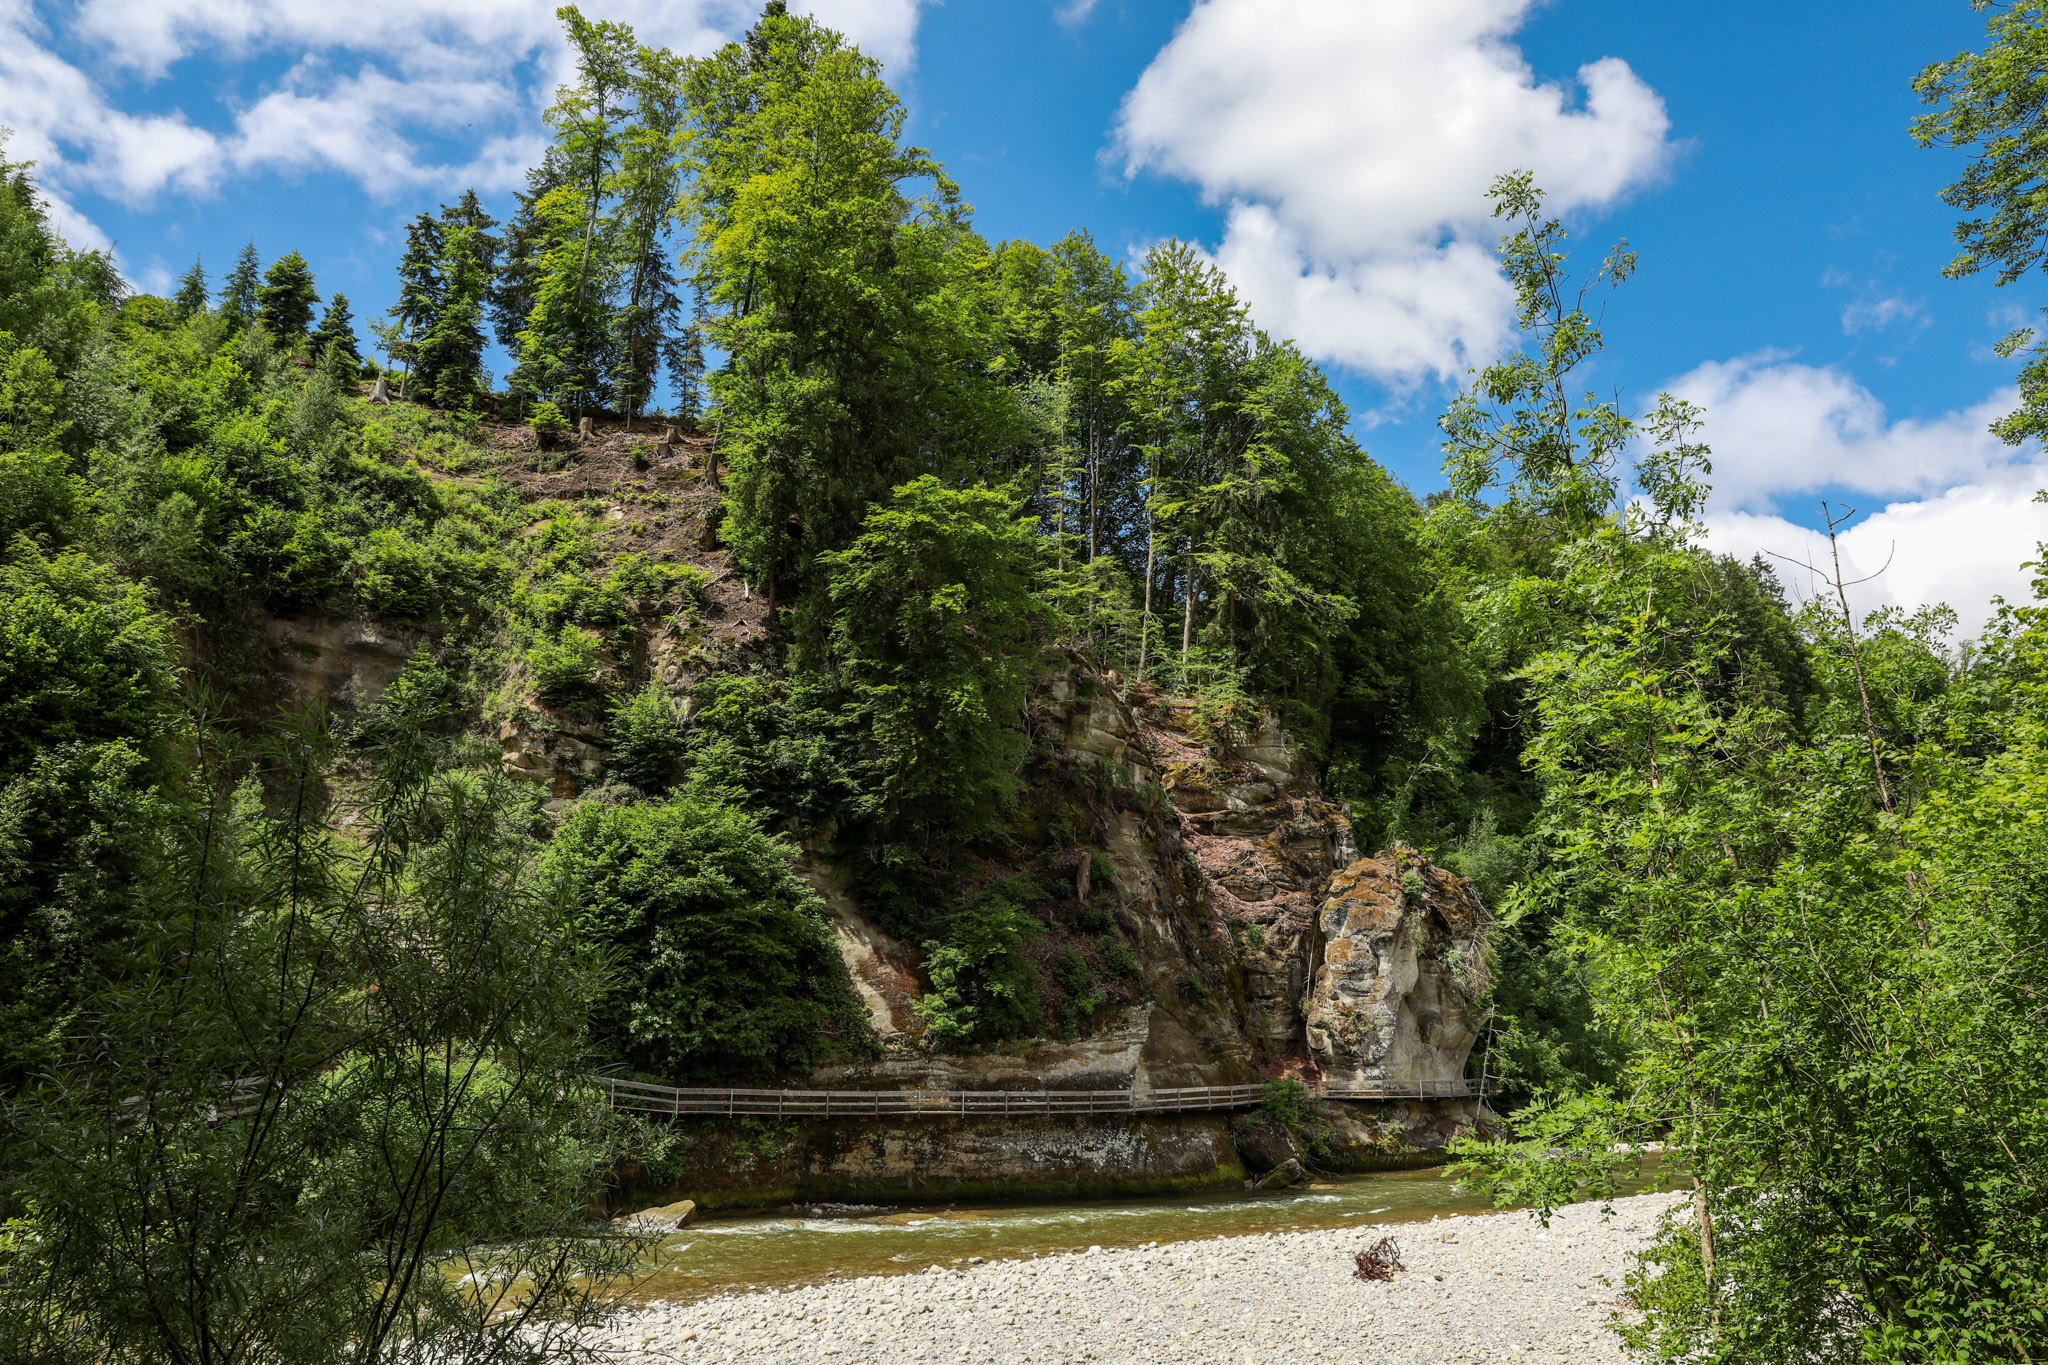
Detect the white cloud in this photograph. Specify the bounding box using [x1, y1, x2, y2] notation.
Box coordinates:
[1704, 466, 2046, 639]
[1662, 350, 2045, 635]
[1055, 0, 1102, 27]
[1113, 0, 1673, 387]
[0, 0, 925, 252]
[1840, 295, 1922, 336]
[1666, 352, 2023, 515]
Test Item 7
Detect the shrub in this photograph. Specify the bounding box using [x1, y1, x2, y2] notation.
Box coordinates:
[529, 400, 569, 448]
[607, 683, 687, 794]
[527, 626, 605, 711]
[545, 794, 872, 1080]
[912, 876, 1047, 1049]
[1100, 939, 1142, 979]
[354, 528, 437, 619]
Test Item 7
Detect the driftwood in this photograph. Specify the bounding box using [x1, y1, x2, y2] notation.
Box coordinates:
[1353, 1236, 1405, 1282]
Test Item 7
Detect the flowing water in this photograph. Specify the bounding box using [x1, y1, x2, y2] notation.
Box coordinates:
[625, 1166, 1524, 1304]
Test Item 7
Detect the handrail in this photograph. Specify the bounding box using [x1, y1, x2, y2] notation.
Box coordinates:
[583, 1075, 1490, 1117]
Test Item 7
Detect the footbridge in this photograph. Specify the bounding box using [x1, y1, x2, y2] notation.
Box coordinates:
[587, 1076, 1489, 1118]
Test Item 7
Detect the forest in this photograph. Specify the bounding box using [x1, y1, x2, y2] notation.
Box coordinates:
[0, 2, 2045, 1362]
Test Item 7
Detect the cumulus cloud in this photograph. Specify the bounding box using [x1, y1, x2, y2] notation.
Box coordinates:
[1665, 352, 2022, 515]
[0, 0, 924, 249]
[1113, 0, 1674, 388]
[1659, 350, 2044, 635]
[1704, 467, 2046, 639]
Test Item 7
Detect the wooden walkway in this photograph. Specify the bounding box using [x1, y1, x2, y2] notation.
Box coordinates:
[587, 1075, 1488, 1118]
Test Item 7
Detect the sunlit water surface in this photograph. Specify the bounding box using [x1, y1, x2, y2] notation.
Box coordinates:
[626, 1166, 1533, 1304]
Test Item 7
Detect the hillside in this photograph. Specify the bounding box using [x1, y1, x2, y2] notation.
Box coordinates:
[3, 3, 2046, 1360]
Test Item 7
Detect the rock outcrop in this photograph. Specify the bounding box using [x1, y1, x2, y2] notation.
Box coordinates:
[1307, 850, 1489, 1089]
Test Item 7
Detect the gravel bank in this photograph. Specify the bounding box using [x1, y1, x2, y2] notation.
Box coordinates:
[579, 1191, 1684, 1364]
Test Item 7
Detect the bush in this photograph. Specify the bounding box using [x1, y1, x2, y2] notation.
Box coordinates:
[527, 625, 605, 711]
[678, 673, 866, 821]
[911, 877, 1046, 1049]
[530, 400, 569, 448]
[544, 794, 872, 1080]
[607, 683, 687, 794]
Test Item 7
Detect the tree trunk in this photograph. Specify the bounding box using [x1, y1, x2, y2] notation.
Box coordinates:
[1138, 471, 1157, 681]
[370, 374, 390, 405]
[1180, 549, 1196, 685]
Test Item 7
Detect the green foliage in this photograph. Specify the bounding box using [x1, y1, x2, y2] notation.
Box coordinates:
[173, 256, 209, 319]
[0, 332, 80, 546]
[673, 672, 866, 821]
[1430, 179, 2048, 1357]
[256, 249, 319, 341]
[220, 241, 260, 329]
[686, 7, 1017, 596]
[530, 399, 570, 446]
[417, 225, 491, 407]
[309, 291, 362, 369]
[545, 792, 872, 1080]
[1915, 1, 2048, 444]
[821, 476, 1043, 842]
[912, 883, 1044, 1049]
[4, 721, 639, 1363]
[607, 682, 687, 793]
[527, 624, 606, 710]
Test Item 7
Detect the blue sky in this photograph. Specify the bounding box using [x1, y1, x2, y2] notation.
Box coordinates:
[4, 0, 2043, 631]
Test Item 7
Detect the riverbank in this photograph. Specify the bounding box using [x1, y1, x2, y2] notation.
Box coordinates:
[578, 1189, 1685, 1363]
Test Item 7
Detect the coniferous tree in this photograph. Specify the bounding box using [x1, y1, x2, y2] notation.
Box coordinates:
[416, 226, 491, 408]
[309, 293, 362, 368]
[490, 151, 570, 353]
[384, 213, 444, 390]
[256, 250, 319, 341]
[220, 241, 260, 328]
[172, 256, 208, 318]
[672, 285, 709, 424]
[438, 188, 502, 277]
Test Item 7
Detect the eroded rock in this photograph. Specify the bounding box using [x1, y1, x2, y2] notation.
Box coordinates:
[1307, 849, 1489, 1089]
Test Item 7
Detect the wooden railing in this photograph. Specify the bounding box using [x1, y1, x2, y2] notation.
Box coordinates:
[585, 1075, 1489, 1118]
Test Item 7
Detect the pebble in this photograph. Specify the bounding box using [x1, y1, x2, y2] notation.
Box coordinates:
[565, 1191, 1682, 1364]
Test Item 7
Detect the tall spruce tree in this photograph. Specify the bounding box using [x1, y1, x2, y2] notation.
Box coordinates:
[256, 250, 319, 341]
[490, 151, 570, 353]
[310, 293, 362, 368]
[385, 213, 444, 390]
[172, 256, 208, 318]
[438, 188, 501, 277]
[416, 225, 491, 408]
[673, 286, 708, 424]
[220, 241, 260, 328]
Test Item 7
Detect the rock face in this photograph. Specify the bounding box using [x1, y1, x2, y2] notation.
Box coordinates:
[1306, 850, 1489, 1089]
[263, 616, 432, 713]
[619, 1114, 1246, 1212]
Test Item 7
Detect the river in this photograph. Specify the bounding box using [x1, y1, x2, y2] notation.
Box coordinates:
[625, 1165, 1524, 1304]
